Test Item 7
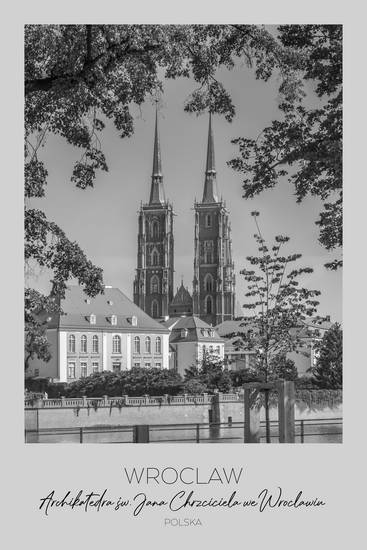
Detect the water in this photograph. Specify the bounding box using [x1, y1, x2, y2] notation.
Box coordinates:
[25, 421, 342, 444]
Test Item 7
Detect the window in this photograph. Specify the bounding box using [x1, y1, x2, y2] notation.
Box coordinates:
[92, 335, 99, 353]
[180, 329, 188, 339]
[80, 362, 88, 378]
[133, 362, 140, 368]
[209, 345, 214, 354]
[68, 362, 76, 379]
[92, 362, 99, 373]
[204, 274, 214, 292]
[80, 335, 87, 353]
[155, 362, 162, 369]
[134, 336, 140, 354]
[68, 334, 76, 353]
[145, 362, 151, 368]
[151, 275, 159, 293]
[89, 314, 96, 325]
[151, 249, 159, 266]
[155, 336, 161, 354]
[111, 314, 117, 326]
[112, 362, 121, 373]
[152, 220, 159, 239]
[34, 369, 39, 377]
[216, 346, 221, 355]
[130, 315, 137, 327]
[206, 214, 212, 228]
[151, 300, 159, 318]
[145, 336, 151, 353]
[112, 335, 121, 354]
[205, 295, 213, 314]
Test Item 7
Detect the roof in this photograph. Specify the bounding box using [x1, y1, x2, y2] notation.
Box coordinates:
[216, 319, 254, 337]
[165, 316, 224, 344]
[202, 112, 219, 204]
[170, 282, 193, 306]
[47, 286, 169, 333]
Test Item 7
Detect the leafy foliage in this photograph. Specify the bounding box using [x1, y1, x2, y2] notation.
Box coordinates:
[184, 353, 233, 393]
[65, 368, 184, 397]
[228, 25, 342, 268]
[310, 323, 342, 388]
[238, 212, 326, 382]
[25, 24, 341, 367]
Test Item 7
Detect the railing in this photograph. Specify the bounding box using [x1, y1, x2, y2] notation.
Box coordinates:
[24, 392, 243, 409]
[24, 418, 342, 444]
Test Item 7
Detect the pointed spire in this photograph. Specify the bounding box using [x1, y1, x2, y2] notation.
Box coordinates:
[202, 112, 219, 203]
[149, 104, 166, 205]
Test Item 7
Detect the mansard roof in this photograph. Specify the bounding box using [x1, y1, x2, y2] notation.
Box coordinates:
[46, 286, 169, 333]
[163, 315, 224, 344]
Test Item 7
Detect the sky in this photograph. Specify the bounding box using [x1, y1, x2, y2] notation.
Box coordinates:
[27, 55, 342, 323]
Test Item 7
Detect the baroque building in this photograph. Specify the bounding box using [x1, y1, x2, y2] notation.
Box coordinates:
[27, 286, 170, 382]
[192, 113, 236, 326]
[133, 108, 174, 319]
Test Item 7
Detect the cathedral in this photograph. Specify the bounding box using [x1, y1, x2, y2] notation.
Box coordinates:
[133, 108, 236, 327]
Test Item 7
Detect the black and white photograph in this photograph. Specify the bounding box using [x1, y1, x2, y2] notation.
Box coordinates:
[4, 1, 367, 548]
[24, 23, 343, 444]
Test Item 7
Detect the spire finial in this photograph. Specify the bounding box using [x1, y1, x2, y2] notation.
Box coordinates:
[149, 101, 166, 205]
[202, 111, 219, 203]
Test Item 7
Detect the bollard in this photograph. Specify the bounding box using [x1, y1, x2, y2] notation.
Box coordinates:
[244, 387, 260, 443]
[277, 380, 295, 443]
[133, 425, 150, 443]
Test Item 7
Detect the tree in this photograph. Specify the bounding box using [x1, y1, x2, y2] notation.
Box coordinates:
[228, 25, 342, 269]
[268, 354, 298, 381]
[310, 323, 342, 388]
[184, 352, 233, 393]
[239, 211, 326, 440]
[25, 24, 333, 363]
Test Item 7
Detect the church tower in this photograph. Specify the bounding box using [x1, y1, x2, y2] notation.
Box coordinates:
[192, 113, 236, 326]
[133, 107, 174, 319]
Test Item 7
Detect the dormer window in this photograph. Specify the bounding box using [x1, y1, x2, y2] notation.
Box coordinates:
[107, 300, 113, 305]
[131, 315, 137, 327]
[181, 329, 188, 338]
[111, 315, 117, 326]
[85, 298, 91, 304]
[89, 314, 96, 325]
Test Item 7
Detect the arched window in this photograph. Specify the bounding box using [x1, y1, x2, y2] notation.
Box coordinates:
[152, 220, 159, 239]
[134, 336, 140, 354]
[112, 335, 121, 354]
[145, 336, 151, 353]
[68, 334, 75, 353]
[206, 214, 212, 228]
[92, 335, 99, 353]
[80, 335, 87, 353]
[155, 336, 161, 354]
[204, 249, 213, 264]
[151, 275, 159, 294]
[151, 300, 159, 318]
[151, 250, 159, 266]
[205, 295, 213, 314]
[204, 273, 214, 292]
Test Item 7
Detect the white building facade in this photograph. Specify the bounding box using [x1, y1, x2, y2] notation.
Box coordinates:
[29, 286, 170, 382]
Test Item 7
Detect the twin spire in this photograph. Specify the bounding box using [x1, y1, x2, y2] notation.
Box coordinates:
[149, 107, 219, 206]
[149, 106, 165, 205]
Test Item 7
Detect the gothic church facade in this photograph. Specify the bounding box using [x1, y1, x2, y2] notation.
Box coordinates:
[133, 109, 235, 326]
